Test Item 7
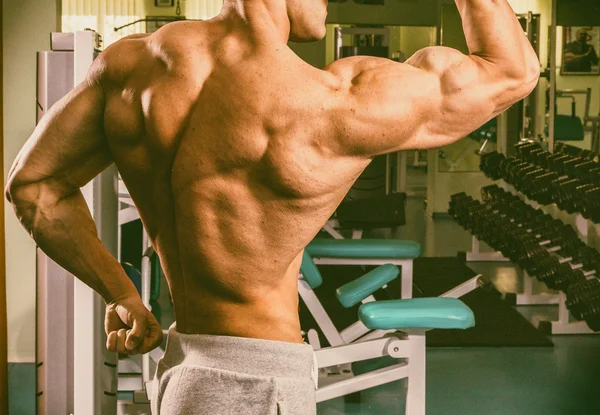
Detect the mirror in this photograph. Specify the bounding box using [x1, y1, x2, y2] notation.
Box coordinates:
[552, 25, 600, 153]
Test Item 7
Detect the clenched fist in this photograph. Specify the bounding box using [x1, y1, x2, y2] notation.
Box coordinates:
[105, 295, 163, 355]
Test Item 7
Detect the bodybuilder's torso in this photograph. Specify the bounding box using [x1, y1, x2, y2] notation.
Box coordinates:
[103, 21, 375, 342]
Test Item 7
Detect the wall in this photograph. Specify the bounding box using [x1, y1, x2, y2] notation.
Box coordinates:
[3, 0, 60, 362]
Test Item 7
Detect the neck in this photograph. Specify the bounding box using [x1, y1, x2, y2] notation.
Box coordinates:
[221, 0, 290, 43]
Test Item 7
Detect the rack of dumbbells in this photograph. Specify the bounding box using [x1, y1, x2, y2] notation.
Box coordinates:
[454, 141, 600, 334]
[480, 141, 600, 228]
[467, 142, 599, 260]
[450, 185, 600, 334]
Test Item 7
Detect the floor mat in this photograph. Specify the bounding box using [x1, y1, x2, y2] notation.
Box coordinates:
[300, 257, 553, 348]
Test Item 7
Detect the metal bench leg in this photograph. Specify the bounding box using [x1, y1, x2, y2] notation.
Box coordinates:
[405, 332, 426, 415]
[400, 260, 413, 299]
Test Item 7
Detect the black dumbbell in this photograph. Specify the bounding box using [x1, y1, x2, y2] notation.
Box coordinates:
[566, 279, 600, 320]
[581, 301, 600, 331]
[524, 172, 559, 205]
[546, 266, 586, 292]
[480, 152, 506, 180]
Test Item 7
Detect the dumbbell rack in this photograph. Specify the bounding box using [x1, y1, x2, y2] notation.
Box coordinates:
[518, 194, 600, 334]
[457, 188, 600, 335]
[471, 142, 600, 335]
[472, 194, 598, 334]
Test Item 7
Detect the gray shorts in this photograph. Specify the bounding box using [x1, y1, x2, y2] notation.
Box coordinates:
[151, 325, 318, 415]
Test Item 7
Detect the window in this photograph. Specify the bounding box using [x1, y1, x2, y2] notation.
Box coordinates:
[62, 0, 145, 46]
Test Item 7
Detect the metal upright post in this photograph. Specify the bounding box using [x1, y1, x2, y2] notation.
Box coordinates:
[141, 232, 152, 385]
[334, 27, 343, 61]
[548, 0, 557, 152]
[396, 152, 407, 193]
[496, 111, 508, 156]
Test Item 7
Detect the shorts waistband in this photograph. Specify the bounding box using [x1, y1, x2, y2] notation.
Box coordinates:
[160, 324, 317, 381]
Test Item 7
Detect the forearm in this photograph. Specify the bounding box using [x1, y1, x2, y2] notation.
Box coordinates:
[455, 0, 538, 74]
[9, 183, 138, 304]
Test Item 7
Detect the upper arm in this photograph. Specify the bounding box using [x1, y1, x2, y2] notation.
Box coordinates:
[6, 57, 112, 202]
[325, 46, 538, 158]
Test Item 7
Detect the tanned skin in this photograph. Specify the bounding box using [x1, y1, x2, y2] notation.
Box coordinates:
[6, 0, 539, 354]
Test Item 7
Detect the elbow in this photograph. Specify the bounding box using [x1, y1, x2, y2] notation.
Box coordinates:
[7, 176, 73, 217]
[523, 58, 541, 91]
[5, 171, 30, 205]
[5, 179, 47, 237]
[5, 185, 12, 204]
[5, 178, 35, 216]
[5, 167, 29, 205]
[5, 174, 17, 204]
[507, 55, 541, 96]
[5, 175, 43, 220]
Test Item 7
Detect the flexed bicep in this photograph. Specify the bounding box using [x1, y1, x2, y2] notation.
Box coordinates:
[324, 46, 539, 158]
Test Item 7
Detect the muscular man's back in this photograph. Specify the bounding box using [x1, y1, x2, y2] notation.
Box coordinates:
[7, 0, 540, 351]
[106, 21, 371, 342]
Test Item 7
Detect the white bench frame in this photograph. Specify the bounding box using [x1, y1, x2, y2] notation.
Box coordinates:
[313, 330, 428, 415]
[298, 269, 477, 415]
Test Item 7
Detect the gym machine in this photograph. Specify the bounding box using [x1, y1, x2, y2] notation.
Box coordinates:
[36, 31, 119, 414]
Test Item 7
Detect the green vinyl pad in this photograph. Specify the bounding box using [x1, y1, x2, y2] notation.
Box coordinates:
[300, 251, 324, 289]
[307, 239, 421, 259]
[336, 264, 399, 308]
[358, 297, 475, 330]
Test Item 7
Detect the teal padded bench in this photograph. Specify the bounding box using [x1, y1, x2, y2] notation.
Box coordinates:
[336, 263, 399, 308]
[359, 297, 475, 330]
[306, 238, 421, 299]
[307, 238, 421, 259]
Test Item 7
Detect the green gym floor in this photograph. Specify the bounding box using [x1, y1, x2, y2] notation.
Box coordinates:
[8, 169, 600, 415]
